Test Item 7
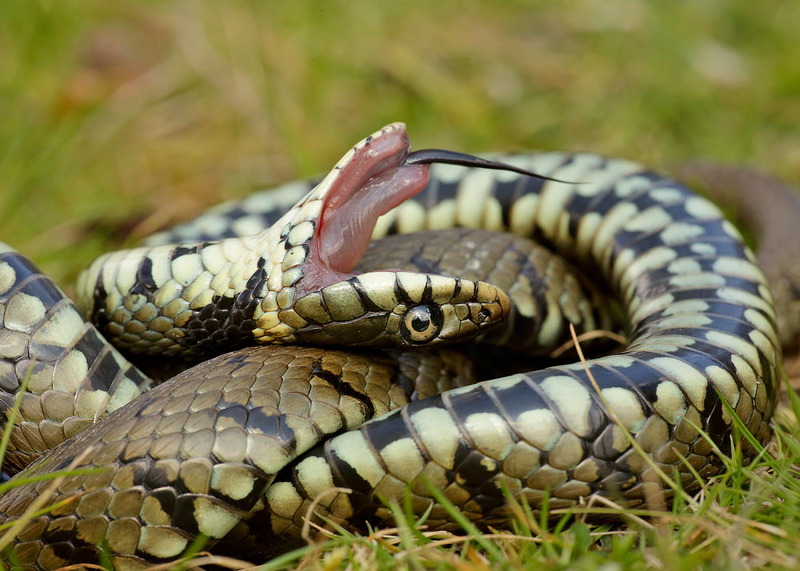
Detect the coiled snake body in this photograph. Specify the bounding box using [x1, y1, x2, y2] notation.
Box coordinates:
[0, 124, 783, 569]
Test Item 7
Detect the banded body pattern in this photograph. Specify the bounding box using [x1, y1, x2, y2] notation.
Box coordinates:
[256, 153, 780, 536]
[0, 245, 151, 473]
[0, 133, 783, 569]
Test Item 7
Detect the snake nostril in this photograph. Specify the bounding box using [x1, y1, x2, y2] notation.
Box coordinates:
[478, 307, 492, 323]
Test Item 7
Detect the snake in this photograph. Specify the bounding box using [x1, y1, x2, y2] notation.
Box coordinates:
[0, 123, 786, 569]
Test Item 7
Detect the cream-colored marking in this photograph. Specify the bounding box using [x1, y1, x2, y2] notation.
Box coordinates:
[712, 257, 766, 283]
[634, 334, 698, 352]
[480, 457, 498, 472]
[211, 465, 256, 500]
[721, 219, 744, 240]
[603, 355, 637, 369]
[716, 287, 773, 315]
[515, 408, 562, 450]
[464, 412, 515, 459]
[294, 197, 323, 223]
[193, 497, 241, 538]
[144, 251, 172, 290]
[690, 242, 716, 255]
[601, 387, 646, 431]
[744, 308, 777, 345]
[221, 234, 257, 265]
[170, 253, 202, 287]
[625, 207, 673, 233]
[281, 266, 303, 288]
[395, 272, 428, 304]
[427, 198, 457, 229]
[573, 211, 603, 249]
[411, 408, 460, 469]
[649, 187, 683, 203]
[591, 202, 640, 256]
[627, 246, 679, 278]
[666, 258, 702, 275]
[662, 299, 710, 315]
[669, 272, 727, 289]
[282, 245, 308, 271]
[286, 220, 315, 246]
[489, 373, 528, 391]
[199, 243, 227, 273]
[380, 438, 425, 481]
[539, 298, 564, 346]
[509, 193, 539, 237]
[75, 388, 111, 418]
[0, 260, 15, 295]
[138, 527, 188, 558]
[652, 380, 688, 424]
[5, 292, 46, 331]
[356, 272, 400, 310]
[660, 223, 706, 245]
[396, 201, 427, 233]
[456, 170, 496, 228]
[181, 270, 214, 307]
[730, 354, 758, 396]
[536, 183, 575, 238]
[244, 436, 291, 475]
[684, 195, 722, 219]
[294, 455, 339, 500]
[329, 431, 385, 486]
[428, 275, 458, 303]
[749, 330, 773, 361]
[264, 481, 304, 518]
[629, 293, 674, 324]
[649, 357, 707, 410]
[31, 305, 86, 347]
[704, 365, 739, 416]
[107, 378, 143, 412]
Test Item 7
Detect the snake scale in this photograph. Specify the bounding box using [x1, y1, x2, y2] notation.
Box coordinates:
[0, 123, 786, 569]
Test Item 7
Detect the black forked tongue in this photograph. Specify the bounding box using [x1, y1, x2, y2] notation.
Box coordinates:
[405, 149, 575, 183]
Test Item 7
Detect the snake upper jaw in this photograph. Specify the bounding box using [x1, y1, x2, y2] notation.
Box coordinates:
[289, 270, 512, 347]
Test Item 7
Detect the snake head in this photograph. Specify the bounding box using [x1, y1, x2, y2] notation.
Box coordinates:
[76, 123, 512, 354]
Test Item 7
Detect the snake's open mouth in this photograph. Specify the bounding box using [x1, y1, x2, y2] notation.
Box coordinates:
[300, 123, 430, 294]
[302, 123, 568, 296]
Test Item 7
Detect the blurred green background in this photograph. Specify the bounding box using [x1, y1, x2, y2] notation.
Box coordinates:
[2, 0, 799, 289]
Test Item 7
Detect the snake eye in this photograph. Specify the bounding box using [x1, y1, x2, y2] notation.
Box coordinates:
[401, 304, 443, 344]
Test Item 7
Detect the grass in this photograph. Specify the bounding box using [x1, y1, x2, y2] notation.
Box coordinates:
[1, 1, 799, 570]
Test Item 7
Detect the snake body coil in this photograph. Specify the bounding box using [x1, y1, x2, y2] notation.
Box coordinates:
[0, 124, 782, 569]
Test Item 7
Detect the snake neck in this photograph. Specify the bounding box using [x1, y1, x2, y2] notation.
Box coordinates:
[76, 124, 511, 356]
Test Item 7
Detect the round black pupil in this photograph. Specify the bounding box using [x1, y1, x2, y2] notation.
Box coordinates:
[411, 309, 430, 332]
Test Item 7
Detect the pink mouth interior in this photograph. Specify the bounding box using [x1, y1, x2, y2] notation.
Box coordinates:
[297, 127, 431, 296]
